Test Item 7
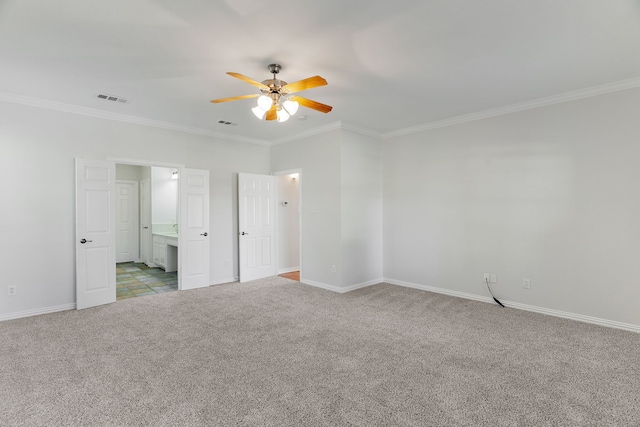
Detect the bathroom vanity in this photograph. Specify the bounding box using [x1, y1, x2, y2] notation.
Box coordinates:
[152, 232, 178, 272]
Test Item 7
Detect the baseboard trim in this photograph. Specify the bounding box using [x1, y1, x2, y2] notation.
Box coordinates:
[0, 303, 76, 322]
[278, 267, 300, 275]
[385, 278, 640, 334]
[386, 278, 493, 304]
[210, 277, 238, 286]
[345, 278, 384, 292]
[5, 280, 637, 333]
[300, 278, 381, 294]
[505, 300, 640, 334]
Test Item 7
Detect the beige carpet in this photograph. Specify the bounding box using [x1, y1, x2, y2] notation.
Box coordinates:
[1, 277, 639, 426]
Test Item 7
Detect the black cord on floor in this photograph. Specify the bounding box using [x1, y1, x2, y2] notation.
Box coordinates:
[485, 278, 505, 307]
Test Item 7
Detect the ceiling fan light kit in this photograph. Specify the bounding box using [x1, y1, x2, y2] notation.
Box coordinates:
[257, 95, 273, 111]
[211, 63, 332, 122]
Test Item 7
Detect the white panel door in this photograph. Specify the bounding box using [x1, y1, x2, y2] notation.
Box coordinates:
[179, 168, 210, 290]
[140, 179, 151, 265]
[76, 158, 116, 309]
[239, 173, 276, 283]
[116, 181, 139, 263]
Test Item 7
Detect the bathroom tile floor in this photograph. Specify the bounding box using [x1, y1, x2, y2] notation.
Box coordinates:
[116, 262, 178, 300]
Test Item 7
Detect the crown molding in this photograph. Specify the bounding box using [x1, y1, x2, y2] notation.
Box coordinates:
[382, 76, 640, 139]
[0, 91, 271, 146]
[3, 76, 640, 146]
[340, 121, 383, 139]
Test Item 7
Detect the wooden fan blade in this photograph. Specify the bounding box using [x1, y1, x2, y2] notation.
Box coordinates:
[290, 95, 333, 113]
[210, 94, 259, 103]
[281, 76, 327, 94]
[265, 105, 277, 121]
[227, 72, 269, 90]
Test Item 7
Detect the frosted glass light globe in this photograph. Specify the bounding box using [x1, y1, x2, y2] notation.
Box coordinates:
[257, 95, 272, 111]
[277, 109, 290, 122]
[283, 99, 299, 115]
[252, 106, 266, 119]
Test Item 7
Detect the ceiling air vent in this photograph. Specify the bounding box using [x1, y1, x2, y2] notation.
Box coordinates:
[96, 93, 129, 104]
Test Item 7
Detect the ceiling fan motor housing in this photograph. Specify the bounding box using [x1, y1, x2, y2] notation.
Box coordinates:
[267, 63, 282, 75]
[262, 65, 287, 101]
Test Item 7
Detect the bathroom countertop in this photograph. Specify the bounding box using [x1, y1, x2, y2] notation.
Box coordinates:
[153, 232, 179, 238]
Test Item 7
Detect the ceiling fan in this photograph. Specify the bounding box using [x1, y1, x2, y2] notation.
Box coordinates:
[210, 64, 332, 122]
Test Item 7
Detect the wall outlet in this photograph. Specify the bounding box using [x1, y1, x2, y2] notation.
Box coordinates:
[483, 273, 490, 282]
[523, 279, 531, 289]
[331, 265, 337, 274]
[224, 260, 230, 268]
[8, 285, 16, 296]
[490, 274, 497, 283]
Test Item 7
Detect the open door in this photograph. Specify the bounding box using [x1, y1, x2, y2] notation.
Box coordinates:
[238, 173, 276, 282]
[179, 168, 210, 290]
[75, 158, 116, 309]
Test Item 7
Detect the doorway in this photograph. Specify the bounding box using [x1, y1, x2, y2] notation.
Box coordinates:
[76, 157, 211, 309]
[115, 165, 179, 300]
[275, 169, 301, 282]
[237, 170, 302, 283]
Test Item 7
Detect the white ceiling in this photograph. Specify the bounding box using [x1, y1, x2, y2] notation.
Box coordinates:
[1, 0, 639, 143]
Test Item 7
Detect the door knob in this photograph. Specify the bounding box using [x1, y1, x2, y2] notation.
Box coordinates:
[143, 226, 149, 229]
[241, 232, 249, 235]
[80, 239, 93, 244]
[200, 232, 208, 236]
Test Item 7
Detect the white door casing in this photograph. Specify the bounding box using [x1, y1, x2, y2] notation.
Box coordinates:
[238, 173, 276, 283]
[115, 181, 139, 263]
[140, 179, 151, 265]
[75, 158, 116, 310]
[179, 168, 210, 290]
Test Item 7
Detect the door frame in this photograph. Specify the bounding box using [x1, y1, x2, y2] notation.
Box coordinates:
[110, 158, 185, 290]
[272, 169, 302, 281]
[78, 157, 212, 308]
[139, 178, 151, 266]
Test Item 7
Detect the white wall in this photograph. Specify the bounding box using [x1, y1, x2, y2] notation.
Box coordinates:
[340, 131, 383, 287]
[271, 130, 343, 287]
[0, 101, 269, 318]
[276, 173, 300, 273]
[271, 128, 383, 290]
[383, 88, 640, 328]
[4, 87, 639, 330]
